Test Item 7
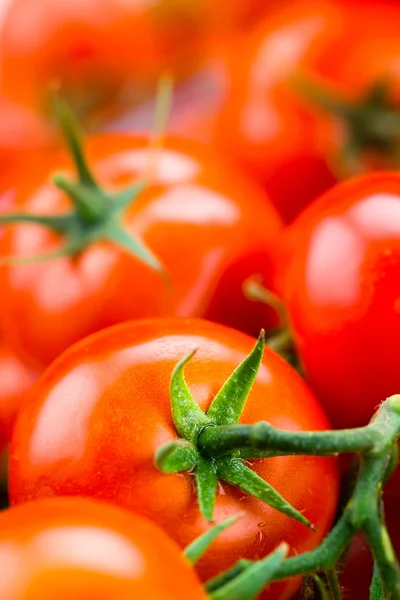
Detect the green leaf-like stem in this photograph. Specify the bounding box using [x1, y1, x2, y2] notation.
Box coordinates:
[157, 335, 316, 526]
[209, 543, 288, 600]
[184, 515, 241, 565]
[0, 97, 165, 273]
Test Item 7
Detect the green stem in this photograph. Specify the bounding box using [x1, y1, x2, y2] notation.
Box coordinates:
[205, 561, 251, 593]
[243, 276, 288, 328]
[198, 422, 379, 458]
[292, 75, 400, 171]
[0, 212, 73, 233]
[291, 75, 351, 118]
[370, 563, 385, 600]
[270, 515, 355, 581]
[326, 569, 342, 600]
[265, 329, 293, 355]
[198, 400, 400, 458]
[53, 177, 107, 223]
[52, 95, 98, 188]
[313, 575, 333, 600]
[364, 513, 400, 599]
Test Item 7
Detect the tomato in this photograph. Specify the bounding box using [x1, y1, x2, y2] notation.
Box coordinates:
[0, 0, 206, 127]
[0, 342, 37, 453]
[0, 133, 282, 370]
[211, 0, 400, 223]
[0, 496, 207, 600]
[0, 96, 53, 196]
[9, 317, 339, 600]
[280, 172, 400, 430]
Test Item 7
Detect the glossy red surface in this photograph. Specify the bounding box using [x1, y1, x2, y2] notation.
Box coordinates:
[0, 0, 205, 122]
[0, 496, 207, 600]
[0, 342, 37, 452]
[211, 0, 400, 222]
[0, 134, 282, 369]
[282, 172, 400, 429]
[9, 317, 339, 600]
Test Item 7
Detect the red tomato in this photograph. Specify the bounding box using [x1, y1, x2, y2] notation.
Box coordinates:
[281, 172, 400, 429]
[0, 342, 37, 452]
[211, 0, 400, 223]
[203, 0, 271, 32]
[0, 134, 282, 370]
[0, 496, 207, 600]
[0, 0, 206, 126]
[0, 96, 53, 196]
[9, 317, 339, 600]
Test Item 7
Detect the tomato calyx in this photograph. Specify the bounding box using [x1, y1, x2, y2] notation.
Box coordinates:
[201, 396, 400, 599]
[155, 331, 313, 528]
[293, 76, 400, 174]
[158, 337, 400, 596]
[0, 98, 164, 272]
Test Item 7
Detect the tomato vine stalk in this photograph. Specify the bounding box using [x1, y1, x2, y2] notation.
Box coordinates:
[157, 333, 400, 599]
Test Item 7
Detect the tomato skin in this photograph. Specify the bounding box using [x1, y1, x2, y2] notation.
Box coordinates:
[0, 342, 37, 452]
[9, 317, 339, 600]
[0, 496, 207, 600]
[0, 0, 205, 125]
[0, 134, 282, 370]
[210, 0, 350, 223]
[211, 0, 400, 223]
[0, 97, 53, 197]
[280, 172, 400, 430]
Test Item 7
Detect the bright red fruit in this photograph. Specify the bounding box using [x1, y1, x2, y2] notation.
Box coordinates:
[281, 172, 400, 429]
[0, 496, 207, 600]
[9, 317, 338, 600]
[0, 134, 282, 370]
[211, 0, 400, 222]
[0, 0, 205, 126]
[0, 342, 37, 452]
[0, 96, 53, 196]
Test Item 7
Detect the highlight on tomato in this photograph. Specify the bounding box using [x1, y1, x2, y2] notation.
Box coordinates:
[9, 317, 339, 600]
[210, 0, 400, 223]
[0, 496, 209, 600]
[0, 100, 282, 370]
[280, 171, 400, 430]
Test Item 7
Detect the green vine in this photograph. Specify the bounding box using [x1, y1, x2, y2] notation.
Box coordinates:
[156, 332, 400, 599]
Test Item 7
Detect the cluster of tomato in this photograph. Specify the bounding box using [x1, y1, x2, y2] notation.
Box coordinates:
[0, 0, 400, 598]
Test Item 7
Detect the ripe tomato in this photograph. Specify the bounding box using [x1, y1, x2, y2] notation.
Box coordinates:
[0, 496, 207, 600]
[0, 134, 282, 370]
[0, 96, 53, 196]
[0, 342, 37, 453]
[211, 0, 400, 222]
[9, 317, 339, 600]
[0, 0, 205, 126]
[203, 0, 270, 32]
[281, 172, 400, 429]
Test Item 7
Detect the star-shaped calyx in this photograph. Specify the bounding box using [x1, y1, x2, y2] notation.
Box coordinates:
[0, 97, 164, 273]
[155, 331, 313, 529]
[293, 75, 400, 173]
